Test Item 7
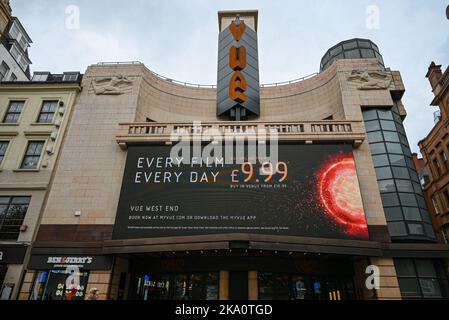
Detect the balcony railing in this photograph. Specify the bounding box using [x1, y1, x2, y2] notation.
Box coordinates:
[116, 121, 365, 149]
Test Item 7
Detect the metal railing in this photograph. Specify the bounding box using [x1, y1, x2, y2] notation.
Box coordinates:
[260, 73, 319, 88]
[96, 62, 320, 89]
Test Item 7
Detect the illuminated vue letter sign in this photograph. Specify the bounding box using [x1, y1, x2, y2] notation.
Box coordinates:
[113, 145, 369, 240]
[217, 16, 260, 120]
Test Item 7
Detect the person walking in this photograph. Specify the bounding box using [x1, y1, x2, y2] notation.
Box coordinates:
[85, 288, 100, 300]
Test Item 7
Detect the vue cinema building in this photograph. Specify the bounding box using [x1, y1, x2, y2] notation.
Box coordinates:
[16, 10, 449, 300]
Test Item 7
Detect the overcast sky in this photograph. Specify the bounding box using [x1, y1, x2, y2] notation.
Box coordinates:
[12, 0, 449, 154]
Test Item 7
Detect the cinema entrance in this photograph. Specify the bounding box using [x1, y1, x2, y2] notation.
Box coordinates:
[119, 252, 361, 300]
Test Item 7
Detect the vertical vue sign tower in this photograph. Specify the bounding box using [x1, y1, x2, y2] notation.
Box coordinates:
[217, 11, 260, 120]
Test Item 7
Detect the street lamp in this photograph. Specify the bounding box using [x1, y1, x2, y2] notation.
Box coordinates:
[447, 5, 449, 20]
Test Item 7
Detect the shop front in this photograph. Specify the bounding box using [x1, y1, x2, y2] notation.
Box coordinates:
[0, 245, 27, 300]
[114, 252, 361, 301]
[27, 254, 112, 300]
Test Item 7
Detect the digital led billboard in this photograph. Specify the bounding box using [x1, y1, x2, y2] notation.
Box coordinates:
[112, 145, 369, 240]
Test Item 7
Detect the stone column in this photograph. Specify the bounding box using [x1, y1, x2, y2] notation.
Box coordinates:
[219, 271, 229, 300]
[86, 270, 112, 300]
[248, 271, 258, 300]
[18, 270, 35, 300]
[370, 257, 402, 300]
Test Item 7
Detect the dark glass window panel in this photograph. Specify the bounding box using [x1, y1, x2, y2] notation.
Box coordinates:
[409, 170, 419, 183]
[386, 143, 403, 154]
[389, 154, 406, 167]
[440, 280, 449, 298]
[372, 154, 389, 167]
[396, 180, 414, 193]
[367, 131, 384, 143]
[435, 262, 448, 280]
[416, 196, 427, 209]
[420, 279, 442, 298]
[403, 207, 422, 221]
[12, 197, 32, 204]
[371, 43, 379, 52]
[388, 221, 407, 236]
[384, 207, 403, 221]
[343, 41, 358, 50]
[396, 123, 406, 135]
[365, 120, 380, 132]
[399, 134, 409, 146]
[358, 40, 372, 48]
[334, 53, 344, 60]
[377, 109, 394, 120]
[420, 210, 431, 223]
[344, 49, 361, 59]
[399, 193, 418, 206]
[330, 45, 342, 56]
[375, 52, 384, 65]
[381, 193, 399, 206]
[363, 109, 378, 121]
[360, 48, 375, 58]
[392, 167, 410, 179]
[383, 131, 400, 143]
[402, 145, 412, 157]
[0, 205, 7, 217]
[415, 260, 437, 278]
[395, 259, 416, 276]
[398, 278, 421, 298]
[406, 157, 416, 169]
[408, 223, 424, 235]
[376, 167, 393, 180]
[369, 142, 386, 155]
[380, 120, 396, 131]
[424, 224, 436, 238]
[378, 179, 396, 193]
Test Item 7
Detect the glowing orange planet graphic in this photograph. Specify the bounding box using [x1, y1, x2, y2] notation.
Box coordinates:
[318, 155, 368, 237]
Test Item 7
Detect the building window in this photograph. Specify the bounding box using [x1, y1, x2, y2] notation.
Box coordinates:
[432, 195, 442, 215]
[443, 190, 449, 208]
[395, 259, 449, 299]
[441, 151, 449, 171]
[0, 141, 9, 165]
[9, 73, 17, 81]
[0, 196, 31, 240]
[2, 101, 24, 123]
[30, 270, 89, 300]
[62, 73, 79, 82]
[441, 227, 449, 244]
[32, 73, 49, 81]
[37, 101, 58, 123]
[0, 61, 10, 81]
[433, 158, 441, 177]
[21, 141, 45, 169]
